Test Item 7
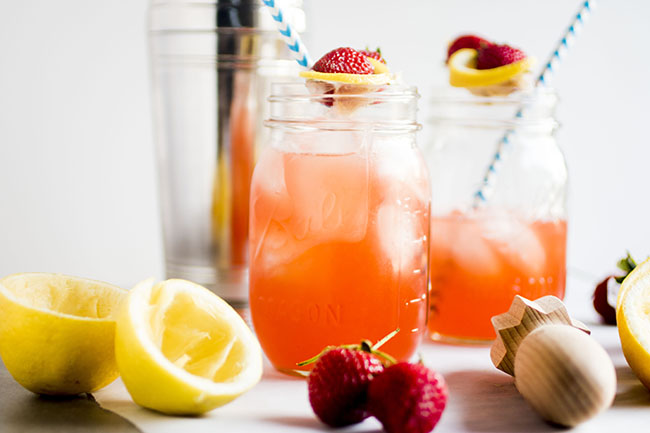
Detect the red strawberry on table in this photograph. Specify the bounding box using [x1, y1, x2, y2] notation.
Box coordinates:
[447, 34, 491, 61]
[593, 252, 638, 325]
[368, 362, 448, 433]
[304, 344, 386, 427]
[476, 44, 527, 70]
[593, 276, 618, 325]
[312, 47, 374, 74]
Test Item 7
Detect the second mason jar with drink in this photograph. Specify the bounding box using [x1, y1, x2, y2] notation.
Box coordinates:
[249, 81, 430, 374]
[425, 88, 567, 343]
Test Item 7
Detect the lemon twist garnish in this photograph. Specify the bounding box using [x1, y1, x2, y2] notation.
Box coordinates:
[448, 48, 535, 88]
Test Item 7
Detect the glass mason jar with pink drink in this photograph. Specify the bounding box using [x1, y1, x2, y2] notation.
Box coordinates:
[425, 88, 567, 343]
[249, 83, 430, 374]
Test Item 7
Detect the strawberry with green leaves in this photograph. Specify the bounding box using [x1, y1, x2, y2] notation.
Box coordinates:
[593, 252, 638, 325]
[302, 331, 447, 432]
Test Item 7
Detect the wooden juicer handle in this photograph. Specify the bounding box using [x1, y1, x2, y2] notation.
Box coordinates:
[491, 295, 616, 427]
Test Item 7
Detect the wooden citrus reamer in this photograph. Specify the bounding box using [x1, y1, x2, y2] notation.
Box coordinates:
[491, 295, 616, 427]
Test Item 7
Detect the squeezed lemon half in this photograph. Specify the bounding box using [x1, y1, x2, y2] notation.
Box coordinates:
[0, 273, 126, 395]
[448, 48, 535, 88]
[617, 258, 650, 390]
[115, 278, 262, 415]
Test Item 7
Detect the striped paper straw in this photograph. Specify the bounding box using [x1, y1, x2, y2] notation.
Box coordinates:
[262, 0, 312, 68]
[472, 0, 595, 207]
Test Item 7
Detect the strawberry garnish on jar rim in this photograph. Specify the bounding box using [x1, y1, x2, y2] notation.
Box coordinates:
[447, 34, 491, 62]
[300, 47, 392, 85]
[446, 34, 535, 90]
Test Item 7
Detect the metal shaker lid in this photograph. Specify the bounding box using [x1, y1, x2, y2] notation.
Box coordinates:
[149, 0, 306, 32]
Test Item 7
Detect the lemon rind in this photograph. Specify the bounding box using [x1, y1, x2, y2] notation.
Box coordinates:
[449, 48, 535, 88]
[366, 57, 389, 74]
[617, 258, 650, 390]
[299, 70, 392, 85]
[0, 273, 126, 323]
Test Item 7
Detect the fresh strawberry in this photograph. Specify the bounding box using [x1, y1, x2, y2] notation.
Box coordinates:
[306, 346, 385, 427]
[593, 276, 618, 325]
[359, 47, 386, 64]
[476, 44, 526, 70]
[593, 252, 637, 325]
[312, 47, 374, 74]
[368, 363, 447, 433]
[447, 34, 491, 61]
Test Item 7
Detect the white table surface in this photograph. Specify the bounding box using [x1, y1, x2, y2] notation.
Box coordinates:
[92, 273, 650, 432]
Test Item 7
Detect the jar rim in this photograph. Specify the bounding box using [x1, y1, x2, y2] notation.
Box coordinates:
[429, 86, 558, 105]
[428, 86, 558, 130]
[266, 82, 421, 131]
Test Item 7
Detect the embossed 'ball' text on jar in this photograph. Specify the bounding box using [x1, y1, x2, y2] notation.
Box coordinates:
[249, 83, 430, 374]
[425, 88, 568, 344]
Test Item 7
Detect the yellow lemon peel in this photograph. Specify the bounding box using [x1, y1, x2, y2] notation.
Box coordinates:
[449, 48, 535, 88]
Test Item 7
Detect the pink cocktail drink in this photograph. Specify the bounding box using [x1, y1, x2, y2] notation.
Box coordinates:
[249, 124, 430, 373]
[428, 212, 567, 341]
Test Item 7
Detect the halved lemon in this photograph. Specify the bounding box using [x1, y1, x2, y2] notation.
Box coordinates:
[115, 279, 262, 415]
[448, 48, 535, 88]
[0, 273, 126, 395]
[617, 258, 650, 390]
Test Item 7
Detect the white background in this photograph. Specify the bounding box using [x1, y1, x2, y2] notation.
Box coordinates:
[0, 0, 648, 289]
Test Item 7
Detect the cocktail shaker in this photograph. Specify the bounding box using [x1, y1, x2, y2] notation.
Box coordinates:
[149, 0, 305, 306]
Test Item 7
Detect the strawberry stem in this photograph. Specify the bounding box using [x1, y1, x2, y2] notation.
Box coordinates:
[296, 329, 400, 367]
[372, 328, 399, 351]
[615, 251, 638, 284]
[297, 346, 335, 367]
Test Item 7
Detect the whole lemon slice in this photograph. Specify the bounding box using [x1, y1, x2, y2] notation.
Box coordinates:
[617, 258, 650, 390]
[448, 48, 535, 88]
[0, 273, 126, 395]
[300, 70, 392, 85]
[115, 278, 262, 415]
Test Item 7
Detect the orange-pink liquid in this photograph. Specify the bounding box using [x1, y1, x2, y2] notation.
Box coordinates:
[428, 213, 567, 341]
[249, 145, 429, 372]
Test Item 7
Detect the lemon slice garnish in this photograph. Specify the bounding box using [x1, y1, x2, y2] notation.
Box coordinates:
[300, 56, 391, 85]
[300, 70, 392, 85]
[448, 48, 535, 88]
[115, 278, 262, 415]
[0, 273, 126, 395]
[366, 56, 389, 74]
[617, 258, 650, 390]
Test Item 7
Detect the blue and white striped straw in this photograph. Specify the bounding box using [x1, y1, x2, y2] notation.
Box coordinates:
[262, 0, 312, 68]
[472, 0, 596, 208]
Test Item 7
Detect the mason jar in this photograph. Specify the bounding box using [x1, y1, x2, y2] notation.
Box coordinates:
[249, 83, 430, 374]
[149, 0, 305, 307]
[425, 88, 567, 343]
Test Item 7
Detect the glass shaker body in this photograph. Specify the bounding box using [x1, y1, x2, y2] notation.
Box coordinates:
[149, 0, 305, 306]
